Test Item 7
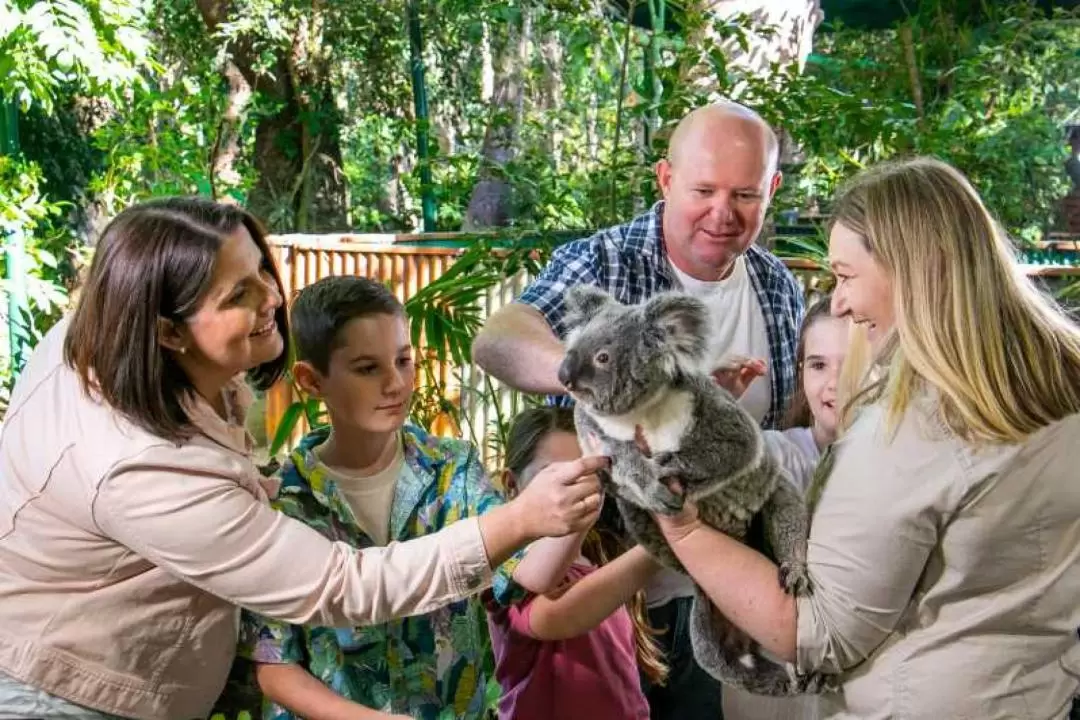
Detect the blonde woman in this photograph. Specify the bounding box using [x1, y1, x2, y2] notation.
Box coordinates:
[651, 157, 1080, 719]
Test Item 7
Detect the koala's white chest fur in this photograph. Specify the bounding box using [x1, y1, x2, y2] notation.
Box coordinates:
[589, 390, 695, 454]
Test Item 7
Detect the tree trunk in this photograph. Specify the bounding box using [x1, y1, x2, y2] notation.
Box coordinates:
[463, 7, 533, 231]
[209, 59, 251, 200]
[538, 29, 564, 166]
[194, 0, 349, 232]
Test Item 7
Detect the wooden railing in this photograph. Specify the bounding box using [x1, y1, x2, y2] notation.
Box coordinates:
[263, 232, 1080, 464]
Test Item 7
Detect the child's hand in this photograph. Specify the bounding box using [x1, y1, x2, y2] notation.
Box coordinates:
[712, 355, 767, 399]
[515, 455, 607, 538]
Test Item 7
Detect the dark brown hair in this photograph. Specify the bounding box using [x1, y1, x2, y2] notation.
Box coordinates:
[780, 293, 835, 430]
[64, 196, 289, 442]
[504, 406, 669, 686]
[291, 275, 404, 374]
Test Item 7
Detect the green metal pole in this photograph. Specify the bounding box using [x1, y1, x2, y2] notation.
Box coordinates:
[407, 0, 437, 232]
[642, 0, 665, 205]
[0, 97, 31, 376]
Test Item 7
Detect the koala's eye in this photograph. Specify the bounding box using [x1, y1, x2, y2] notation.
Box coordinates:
[594, 350, 611, 366]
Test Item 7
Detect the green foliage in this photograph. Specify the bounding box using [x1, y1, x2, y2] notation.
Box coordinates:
[0, 155, 81, 407]
[3, 0, 1078, 425]
[0, 0, 153, 405]
[0, 0, 153, 113]
[754, 1, 1078, 240]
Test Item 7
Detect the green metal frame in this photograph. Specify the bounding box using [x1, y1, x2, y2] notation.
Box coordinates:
[407, 0, 437, 232]
[0, 96, 30, 376]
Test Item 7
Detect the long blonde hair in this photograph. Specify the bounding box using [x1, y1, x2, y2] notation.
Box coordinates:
[832, 157, 1080, 444]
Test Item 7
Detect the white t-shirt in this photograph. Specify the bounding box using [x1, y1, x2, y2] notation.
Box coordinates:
[316, 434, 404, 546]
[667, 255, 773, 424]
[764, 426, 821, 494]
[646, 256, 775, 607]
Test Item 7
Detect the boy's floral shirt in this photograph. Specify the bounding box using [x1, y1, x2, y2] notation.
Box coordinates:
[236, 423, 523, 720]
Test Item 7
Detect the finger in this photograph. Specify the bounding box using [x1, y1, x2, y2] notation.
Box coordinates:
[578, 492, 603, 512]
[570, 498, 602, 524]
[565, 481, 602, 505]
[552, 455, 610, 484]
[737, 368, 760, 385]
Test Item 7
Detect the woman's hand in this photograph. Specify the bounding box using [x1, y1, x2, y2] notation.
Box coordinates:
[651, 480, 704, 544]
[514, 455, 607, 539]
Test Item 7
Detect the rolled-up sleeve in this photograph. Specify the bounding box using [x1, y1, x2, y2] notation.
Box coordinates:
[795, 410, 953, 675]
[517, 238, 604, 338]
[93, 444, 493, 628]
[459, 446, 527, 606]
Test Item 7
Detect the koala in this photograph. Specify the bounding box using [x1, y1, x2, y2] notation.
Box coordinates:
[557, 284, 827, 696]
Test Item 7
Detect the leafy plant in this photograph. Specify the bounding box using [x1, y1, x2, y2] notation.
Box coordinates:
[1, 0, 153, 114]
[264, 231, 556, 460]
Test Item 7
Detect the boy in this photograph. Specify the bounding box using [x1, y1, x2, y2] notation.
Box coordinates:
[237, 276, 581, 720]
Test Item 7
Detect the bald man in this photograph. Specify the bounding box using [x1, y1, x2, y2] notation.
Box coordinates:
[475, 102, 802, 425]
[473, 102, 805, 719]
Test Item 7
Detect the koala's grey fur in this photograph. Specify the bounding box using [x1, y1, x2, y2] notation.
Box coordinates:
[558, 284, 828, 696]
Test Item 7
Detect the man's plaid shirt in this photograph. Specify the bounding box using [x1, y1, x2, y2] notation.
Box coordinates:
[517, 201, 805, 430]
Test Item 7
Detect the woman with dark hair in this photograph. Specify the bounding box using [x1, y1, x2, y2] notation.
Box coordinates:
[0, 197, 604, 720]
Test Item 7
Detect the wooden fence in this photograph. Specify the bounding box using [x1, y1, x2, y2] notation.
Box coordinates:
[262, 232, 1080, 465]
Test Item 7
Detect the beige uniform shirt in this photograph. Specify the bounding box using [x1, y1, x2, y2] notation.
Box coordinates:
[0, 318, 494, 720]
[797, 397, 1080, 719]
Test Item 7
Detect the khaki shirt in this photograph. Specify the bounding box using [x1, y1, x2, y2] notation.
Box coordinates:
[0, 318, 493, 720]
[798, 398, 1080, 719]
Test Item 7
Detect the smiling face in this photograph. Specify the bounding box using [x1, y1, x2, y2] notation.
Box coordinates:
[304, 312, 415, 435]
[828, 222, 895, 352]
[657, 110, 781, 281]
[170, 225, 284, 394]
[800, 315, 850, 440]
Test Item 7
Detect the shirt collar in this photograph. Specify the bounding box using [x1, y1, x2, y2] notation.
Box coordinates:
[181, 375, 254, 456]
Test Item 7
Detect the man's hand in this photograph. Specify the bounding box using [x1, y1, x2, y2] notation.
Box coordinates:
[712, 355, 767, 399]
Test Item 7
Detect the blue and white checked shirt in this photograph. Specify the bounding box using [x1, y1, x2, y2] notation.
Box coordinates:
[517, 201, 805, 429]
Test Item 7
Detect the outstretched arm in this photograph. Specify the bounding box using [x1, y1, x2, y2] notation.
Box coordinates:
[652, 504, 798, 662]
[523, 546, 661, 641]
[95, 447, 605, 629]
[255, 663, 409, 720]
[472, 304, 566, 395]
[474, 235, 605, 394]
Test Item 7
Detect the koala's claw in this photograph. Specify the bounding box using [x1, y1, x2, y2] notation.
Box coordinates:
[655, 486, 685, 514]
[778, 560, 812, 596]
[653, 451, 676, 467]
[796, 670, 840, 694]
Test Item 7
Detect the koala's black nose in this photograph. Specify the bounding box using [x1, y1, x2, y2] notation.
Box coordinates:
[558, 350, 581, 390]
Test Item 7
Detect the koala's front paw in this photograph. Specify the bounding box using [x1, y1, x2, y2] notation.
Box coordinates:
[652, 451, 677, 468]
[778, 560, 812, 596]
[653, 481, 685, 514]
[796, 670, 841, 694]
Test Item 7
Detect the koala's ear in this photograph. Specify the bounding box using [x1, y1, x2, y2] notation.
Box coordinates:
[644, 292, 708, 363]
[563, 284, 613, 329]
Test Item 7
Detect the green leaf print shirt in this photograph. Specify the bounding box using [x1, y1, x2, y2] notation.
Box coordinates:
[236, 423, 523, 720]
